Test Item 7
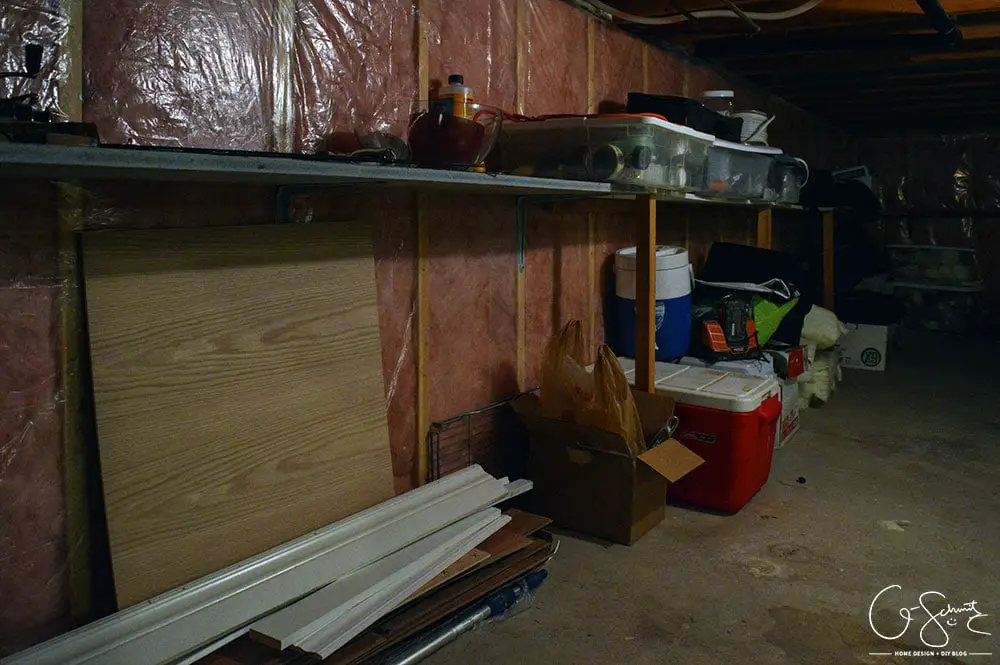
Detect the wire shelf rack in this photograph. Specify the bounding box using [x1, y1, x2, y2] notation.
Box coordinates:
[426, 394, 530, 483]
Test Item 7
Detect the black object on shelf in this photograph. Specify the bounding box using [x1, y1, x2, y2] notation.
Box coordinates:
[837, 292, 903, 327]
[700, 242, 812, 346]
[800, 170, 882, 222]
[626, 92, 743, 142]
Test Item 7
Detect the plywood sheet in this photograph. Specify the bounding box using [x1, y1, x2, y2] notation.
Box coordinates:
[82, 223, 394, 607]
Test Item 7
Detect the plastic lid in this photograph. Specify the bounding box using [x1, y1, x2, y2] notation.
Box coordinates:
[702, 90, 735, 99]
[615, 245, 689, 271]
[448, 74, 464, 84]
[503, 113, 714, 142]
[712, 138, 782, 155]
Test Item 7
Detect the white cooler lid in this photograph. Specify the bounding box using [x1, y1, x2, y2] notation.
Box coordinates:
[618, 358, 779, 413]
[615, 245, 689, 271]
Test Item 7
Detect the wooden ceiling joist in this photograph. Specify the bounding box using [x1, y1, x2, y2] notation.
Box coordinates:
[696, 32, 1000, 60]
[783, 77, 999, 100]
[763, 57, 1000, 90]
[593, 0, 1000, 133]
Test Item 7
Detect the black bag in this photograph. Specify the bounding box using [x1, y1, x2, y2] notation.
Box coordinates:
[700, 243, 811, 346]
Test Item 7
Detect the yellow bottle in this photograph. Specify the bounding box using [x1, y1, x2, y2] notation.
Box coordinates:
[435, 74, 475, 120]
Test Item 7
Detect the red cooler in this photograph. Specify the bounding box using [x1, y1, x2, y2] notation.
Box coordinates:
[621, 360, 781, 512]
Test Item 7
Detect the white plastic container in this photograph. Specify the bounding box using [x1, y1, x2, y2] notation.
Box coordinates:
[700, 139, 782, 200]
[500, 115, 713, 192]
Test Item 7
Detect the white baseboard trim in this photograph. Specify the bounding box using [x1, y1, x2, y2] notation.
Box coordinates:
[251, 509, 507, 652]
[297, 511, 510, 658]
[1, 466, 507, 665]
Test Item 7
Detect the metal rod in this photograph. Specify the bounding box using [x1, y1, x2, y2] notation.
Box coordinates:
[374, 570, 548, 665]
[380, 604, 493, 665]
[466, 416, 472, 469]
[915, 0, 963, 42]
[696, 32, 975, 59]
[668, 0, 699, 24]
[719, 0, 760, 32]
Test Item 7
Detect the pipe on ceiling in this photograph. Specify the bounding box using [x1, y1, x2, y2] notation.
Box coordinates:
[582, 0, 826, 26]
[915, 0, 963, 42]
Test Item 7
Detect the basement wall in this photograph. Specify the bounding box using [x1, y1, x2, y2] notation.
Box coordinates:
[0, 0, 852, 653]
[859, 135, 1000, 297]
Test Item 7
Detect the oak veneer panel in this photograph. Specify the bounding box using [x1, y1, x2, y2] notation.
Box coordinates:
[82, 223, 393, 607]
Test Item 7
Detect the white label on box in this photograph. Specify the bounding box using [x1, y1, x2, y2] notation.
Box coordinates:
[839, 324, 888, 372]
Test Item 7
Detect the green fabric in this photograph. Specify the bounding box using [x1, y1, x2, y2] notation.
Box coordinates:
[753, 296, 799, 345]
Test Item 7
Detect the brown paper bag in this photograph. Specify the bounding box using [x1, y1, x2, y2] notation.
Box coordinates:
[587, 346, 646, 455]
[539, 320, 591, 422]
[539, 321, 645, 454]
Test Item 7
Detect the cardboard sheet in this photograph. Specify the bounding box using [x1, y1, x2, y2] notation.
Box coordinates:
[639, 439, 705, 483]
[82, 223, 394, 607]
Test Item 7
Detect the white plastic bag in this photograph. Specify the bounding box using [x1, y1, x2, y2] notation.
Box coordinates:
[800, 305, 848, 349]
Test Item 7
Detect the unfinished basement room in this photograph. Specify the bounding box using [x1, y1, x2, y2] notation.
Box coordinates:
[1, 0, 998, 664]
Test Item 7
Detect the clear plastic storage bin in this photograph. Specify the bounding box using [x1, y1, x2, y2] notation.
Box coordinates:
[499, 114, 713, 192]
[887, 245, 981, 287]
[700, 139, 781, 200]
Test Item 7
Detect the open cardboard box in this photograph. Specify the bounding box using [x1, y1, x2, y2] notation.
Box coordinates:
[512, 388, 704, 545]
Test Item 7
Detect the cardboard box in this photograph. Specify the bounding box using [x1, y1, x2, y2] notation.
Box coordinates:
[765, 346, 806, 379]
[513, 389, 704, 545]
[776, 379, 800, 449]
[839, 324, 888, 371]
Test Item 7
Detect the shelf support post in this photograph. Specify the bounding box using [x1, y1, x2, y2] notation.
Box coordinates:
[822, 209, 835, 311]
[635, 195, 657, 393]
[756, 207, 773, 249]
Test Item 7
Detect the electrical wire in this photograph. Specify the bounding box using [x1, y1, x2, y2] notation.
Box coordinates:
[585, 0, 825, 26]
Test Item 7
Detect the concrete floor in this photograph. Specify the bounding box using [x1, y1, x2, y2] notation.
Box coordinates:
[428, 337, 1000, 665]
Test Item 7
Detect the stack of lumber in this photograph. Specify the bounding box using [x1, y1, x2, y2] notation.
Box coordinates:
[0, 466, 534, 665]
[192, 507, 554, 665]
[245, 510, 508, 658]
[320, 509, 554, 665]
